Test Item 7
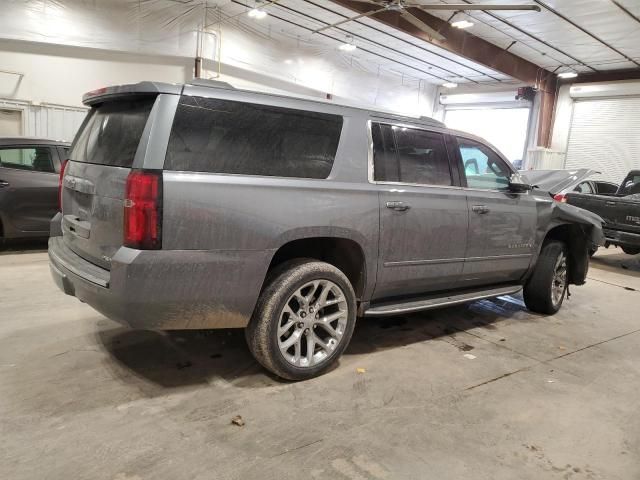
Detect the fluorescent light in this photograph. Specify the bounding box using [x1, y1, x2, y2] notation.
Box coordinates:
[284, 59, 293, 64]
[558, 71, 578, 79]
[451, 20, 474, 29]
[339, 43, 357, 52]
[442, 82, 458, 88]
[248, 8, 267, 19]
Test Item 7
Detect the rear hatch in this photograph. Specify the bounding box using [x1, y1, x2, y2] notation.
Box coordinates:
[522, 168, 599, 195]
[61, 95, 157, 269]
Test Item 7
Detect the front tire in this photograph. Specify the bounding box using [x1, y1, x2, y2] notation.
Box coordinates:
[523, 241, 568, 315]
[246, 259, 357, 381]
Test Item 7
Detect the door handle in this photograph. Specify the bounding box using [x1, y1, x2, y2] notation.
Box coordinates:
[472, 205, 490, 214]
[605, 201, 617, 206]
[386, 201, 411, 212]
[0, 180, 9, 188]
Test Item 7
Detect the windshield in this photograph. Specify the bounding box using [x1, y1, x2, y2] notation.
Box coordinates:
[619, 174, 640, 196]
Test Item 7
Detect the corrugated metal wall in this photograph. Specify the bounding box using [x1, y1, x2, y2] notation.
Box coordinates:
[565, 96, 640, 183]
[0, 98, 86, 142]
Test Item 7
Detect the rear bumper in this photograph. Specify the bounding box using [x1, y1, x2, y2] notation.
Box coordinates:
[603, 227, 640, 248]
[48, 235, 273, 330]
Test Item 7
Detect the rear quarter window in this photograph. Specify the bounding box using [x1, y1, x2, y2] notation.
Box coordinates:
[70, 96, 156, 167]
[165, 96, 343, 179]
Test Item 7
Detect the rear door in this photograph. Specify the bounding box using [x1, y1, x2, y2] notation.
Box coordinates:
[453, 135, 537, 288]
[0, 145, 59, 235]
[61, 95, 159, 268]
[372, 122, 468, 299]
[565, 193, 615, 222]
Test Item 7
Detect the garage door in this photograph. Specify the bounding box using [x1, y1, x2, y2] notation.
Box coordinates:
[565, 97, 640, 183]
[444, 107, 530, 165]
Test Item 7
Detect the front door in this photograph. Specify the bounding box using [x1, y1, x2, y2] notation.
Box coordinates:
[453, 136, 537, 287]
[371, 122, 468, 300]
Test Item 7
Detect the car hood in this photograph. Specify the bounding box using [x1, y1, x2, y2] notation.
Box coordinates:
[522, 169, 599, 194]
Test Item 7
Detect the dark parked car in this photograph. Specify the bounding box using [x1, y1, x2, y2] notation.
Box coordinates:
[567, 170, 640, 255]
[49, 81, 603, 380]
[0, 137, 70, 241]
[522, 168, 619, 203]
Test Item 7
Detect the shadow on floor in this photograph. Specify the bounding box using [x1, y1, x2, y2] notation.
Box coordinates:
[0, 238, 48, 255]
[591, 249, 640, 276]
[96, 326, 270, 390]
[97, 294, 529, 390]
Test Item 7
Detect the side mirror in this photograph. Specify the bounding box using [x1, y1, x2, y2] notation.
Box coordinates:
[508, 173, 533, 193]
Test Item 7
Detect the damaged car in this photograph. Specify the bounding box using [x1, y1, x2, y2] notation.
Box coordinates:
[521, 168, 618, 203]
[48, 80, 604, 380]
[566, 170, 640, 255]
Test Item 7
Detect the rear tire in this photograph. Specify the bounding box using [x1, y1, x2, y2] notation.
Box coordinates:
[621, 246, 640, 255]
[523, 241, 568, 315]
[245, 259, 357, 381]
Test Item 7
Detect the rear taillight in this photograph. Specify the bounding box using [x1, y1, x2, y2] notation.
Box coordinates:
[124, 170, 162, 250]
[58, 159, 68, 211]
[553, 193, 567, 203]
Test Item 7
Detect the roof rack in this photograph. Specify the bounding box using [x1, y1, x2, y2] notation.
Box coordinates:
[188, 78, 236, 90]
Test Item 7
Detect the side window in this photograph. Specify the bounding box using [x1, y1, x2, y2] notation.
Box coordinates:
[596, 182, 618, 195]
[165, 96, 343, 179]
[0, 147, 54, 173]
[371, 123, 398, 182]
[393, 127, 452, 186]
[457, 138, 511, 190]
[574, 181, 594, 194]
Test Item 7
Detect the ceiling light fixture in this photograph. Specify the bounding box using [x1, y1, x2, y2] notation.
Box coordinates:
[442, 82, 458, 88]
[558, 71, 578, 79]
[451, 19, 474, 29]
[248, 8, 267, 19]
[339, 35, 357, 52]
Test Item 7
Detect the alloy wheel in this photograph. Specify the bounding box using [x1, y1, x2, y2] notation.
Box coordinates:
[277, 279, 348, 368]
[551, 251, 567, 307]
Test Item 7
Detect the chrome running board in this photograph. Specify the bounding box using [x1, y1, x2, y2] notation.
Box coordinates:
[363, 285, 522, 317]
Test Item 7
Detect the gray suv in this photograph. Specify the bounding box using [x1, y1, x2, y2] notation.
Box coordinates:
[49, 80, 603, 380]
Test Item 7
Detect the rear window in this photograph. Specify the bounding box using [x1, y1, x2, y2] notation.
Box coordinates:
[70, 96, 155, 167]
[165, 96, 343, 179]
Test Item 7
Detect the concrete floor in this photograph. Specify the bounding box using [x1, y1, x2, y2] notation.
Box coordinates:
[1, 244, 639, 480]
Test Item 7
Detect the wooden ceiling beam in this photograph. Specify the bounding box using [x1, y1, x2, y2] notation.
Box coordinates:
[329, 0, 558, 146]
[330, 0, 553, 85]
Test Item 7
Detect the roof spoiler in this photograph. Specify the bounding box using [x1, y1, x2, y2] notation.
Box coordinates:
[82, 81, 182, 105]
[187, 78, 236, 90]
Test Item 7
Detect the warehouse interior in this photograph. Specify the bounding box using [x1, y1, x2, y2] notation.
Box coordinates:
[1, 1, 640, 479]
